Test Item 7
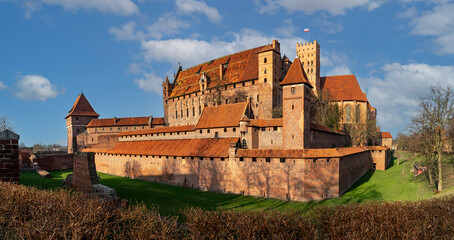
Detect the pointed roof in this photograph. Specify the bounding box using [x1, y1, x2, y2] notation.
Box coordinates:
[282, 55, 291, 62]
[65, 93, 99, 119]
[279, 58, 312, 87]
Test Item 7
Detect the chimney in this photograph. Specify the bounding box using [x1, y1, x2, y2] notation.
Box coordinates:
[219, 64, 224, 80]
[246, 96, 251, 117]
[272, 40, 280, 52]
[113, 117, 117, 125]
[148, 115, 153, 128]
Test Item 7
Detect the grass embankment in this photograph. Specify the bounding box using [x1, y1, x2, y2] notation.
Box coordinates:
[20, 152, 439, 216]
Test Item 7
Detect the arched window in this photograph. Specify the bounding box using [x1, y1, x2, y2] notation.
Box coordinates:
[242, 139, 247, 148]
[186, 108, 189, 117]
[181, 109, 183, 118]
[264, 57, 267, 63]
[257, 94, 260, 102]
[346, 105, 351, 122]
[311, 60, 313, 66]
[193, 107, 195, 116]
[264, 68, 267, 74]
[307, 61, 310, 66]
[356, 105, 361, 121]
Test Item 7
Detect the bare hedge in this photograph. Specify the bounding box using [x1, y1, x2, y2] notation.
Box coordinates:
[1, 182, 454, 239]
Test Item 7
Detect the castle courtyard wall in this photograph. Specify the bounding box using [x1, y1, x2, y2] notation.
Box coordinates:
[310, 129, 347, 148]
[94, 147, 373, 202]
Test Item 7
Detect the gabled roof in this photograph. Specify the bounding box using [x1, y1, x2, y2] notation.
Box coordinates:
[169, 44, 275, 98]
[119, 125, 196, 136]
[196, 102, 248, 129]
[279, 58, 312, 87]
[65, 94, 99, 119]
[320, 75, 368, 102]
[236, 146, 369, 158]
[248, 119, 283, 127]
[380, 132, 392, 138]
[91, 137, 239, 158]
[87, 117, 165, 128]
[282, 55, 291, 62]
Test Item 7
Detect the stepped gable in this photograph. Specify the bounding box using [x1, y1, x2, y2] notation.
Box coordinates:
[94, 137, 240, 158]
[279, 58, 312, 87]
[196, 102, 248, 129]
[320, 75, 368, 102]
[169, 44, 272, 98]
[87, 117, 165, 128]
[65, 93, 99, 119]
[380, 132, 392, 138]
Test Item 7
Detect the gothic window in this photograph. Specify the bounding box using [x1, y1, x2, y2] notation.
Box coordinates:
[307, 61, 310, 66]
[291, 87, 295, 95]
[181, 109, 183, 118]
[199, 105, 201, 115]
[257, 94, 259, 102]
[311, 60, 313, 66]
[264, 57, 267, 63]
[242, 139, 247, 148]
[186, 108, 189, 117]
[175, 111, 178, 119]
[346, 105, 352, 122]
[356, 105, 361, 121]
[264, 68, 267, 74]
[193, 107, 195, 116]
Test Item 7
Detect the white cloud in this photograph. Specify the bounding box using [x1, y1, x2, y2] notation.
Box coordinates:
[134, 72, 164, 95]
[364, 63, 454, 131]
[22, 1, 41, 19]
[15, 75, 59, 101]
[41, 0, 138, 16]
[274, 19, 296, 37]
[409, 3, 454, 54]
[109, 21, 143, 41]
[141, 28, 305, 68]
[176, 0, 221, 23]
[146, 14, 191, 39]
[321, 50, 352, 76]
[257, 0, 386, 15]
[0, 81, 6, 90]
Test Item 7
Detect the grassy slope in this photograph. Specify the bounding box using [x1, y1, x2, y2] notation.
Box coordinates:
[20, 152, 438, 216]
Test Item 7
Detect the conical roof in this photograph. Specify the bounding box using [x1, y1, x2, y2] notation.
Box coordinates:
[65, 93, 99, 119]
[279, 58, 312, 87]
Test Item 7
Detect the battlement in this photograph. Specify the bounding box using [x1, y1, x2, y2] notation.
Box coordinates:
[296, 40, 319, 50]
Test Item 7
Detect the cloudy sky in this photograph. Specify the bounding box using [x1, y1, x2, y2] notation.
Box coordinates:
[1, 0, 453, 146]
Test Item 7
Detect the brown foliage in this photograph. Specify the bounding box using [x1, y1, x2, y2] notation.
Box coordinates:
[2, 182, 454, 239]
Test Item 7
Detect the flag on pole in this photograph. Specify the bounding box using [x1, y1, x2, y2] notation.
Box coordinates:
[304, 29, 309, 32]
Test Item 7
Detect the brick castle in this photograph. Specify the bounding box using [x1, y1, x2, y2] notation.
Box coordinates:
[66, 40, 392, 201]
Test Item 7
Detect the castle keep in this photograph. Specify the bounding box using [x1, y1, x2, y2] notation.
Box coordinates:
[67, 40, 391, 201]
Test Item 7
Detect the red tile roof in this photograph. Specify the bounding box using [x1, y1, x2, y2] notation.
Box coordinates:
[88, 137, 239, 158]
[320, 75, 368, 102]
[169, 44, 274, 98]
[236, 146, 369, 158]
[65, 94, 99, 119]
[248, 118, 283, 127]
[196, 102, 248, 129]
[367, 146, 390, 151]
[119, 125, 195, 136]
[380, 132, 392, 138]
[279, 58, 312, 87]
[87, 117, 165, 128]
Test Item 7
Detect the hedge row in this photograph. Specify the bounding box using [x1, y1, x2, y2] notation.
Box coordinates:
[1, 182, 453, 239]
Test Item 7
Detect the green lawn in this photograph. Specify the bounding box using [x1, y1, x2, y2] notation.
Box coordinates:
[20, 152, 439, 216]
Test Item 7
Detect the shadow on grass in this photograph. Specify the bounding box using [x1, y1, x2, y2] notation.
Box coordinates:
[20, 170, 73, 190]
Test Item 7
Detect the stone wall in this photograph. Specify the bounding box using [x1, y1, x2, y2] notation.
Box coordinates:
[72, 152, 98, 192]
[94, 147, 372, 202]
[0, 130, 20, 183]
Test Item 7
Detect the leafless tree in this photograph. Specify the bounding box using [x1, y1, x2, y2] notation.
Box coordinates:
[0, 116, 13, 132]
[310, 90, 342, 130]
[410, 85, 454, 192]
[343, 118, 377, 147]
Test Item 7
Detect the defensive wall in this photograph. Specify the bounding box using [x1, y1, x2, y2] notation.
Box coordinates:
[0, 130, 20, 183]
[89, 140, 383, 201]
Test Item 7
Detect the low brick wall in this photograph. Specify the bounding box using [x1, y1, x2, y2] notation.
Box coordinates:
[0, 131, 20, 183]
[33, 152, 73, 170]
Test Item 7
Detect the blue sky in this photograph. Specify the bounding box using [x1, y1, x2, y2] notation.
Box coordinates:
[1, 0, 453, 146]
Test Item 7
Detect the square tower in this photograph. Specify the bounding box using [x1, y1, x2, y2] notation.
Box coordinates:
[280, 58, 313, 149]
[296, 40, 320, 96]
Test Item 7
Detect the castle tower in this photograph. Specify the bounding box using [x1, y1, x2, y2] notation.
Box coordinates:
[296, 40, 320, 96]
[65, 93, 99, 153]
[257, 40, 282, 118]
[162, 76, 174, 125]
[280, 58, 313, 149]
